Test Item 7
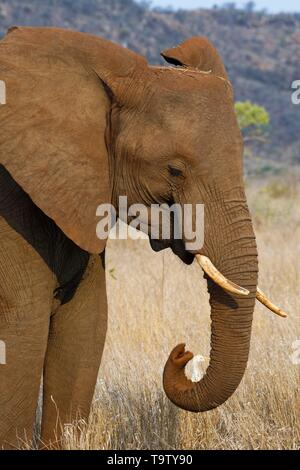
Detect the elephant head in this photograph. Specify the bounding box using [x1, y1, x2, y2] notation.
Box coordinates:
[0, 29, 286, 412]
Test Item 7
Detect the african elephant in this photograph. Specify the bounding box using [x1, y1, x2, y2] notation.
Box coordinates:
[0, 27, 286, 449]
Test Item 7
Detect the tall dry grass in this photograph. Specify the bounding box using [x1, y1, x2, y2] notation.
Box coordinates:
[59, 174, 299, 450]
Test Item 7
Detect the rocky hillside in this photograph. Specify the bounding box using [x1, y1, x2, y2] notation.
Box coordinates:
[0, 0, 299, 165]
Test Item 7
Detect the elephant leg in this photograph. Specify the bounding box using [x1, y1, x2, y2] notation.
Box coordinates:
[40, 253, 107, 449]
[0, 218, 55, 450]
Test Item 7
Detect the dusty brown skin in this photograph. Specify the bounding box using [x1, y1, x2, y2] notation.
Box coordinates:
[0, 29, 258, 448]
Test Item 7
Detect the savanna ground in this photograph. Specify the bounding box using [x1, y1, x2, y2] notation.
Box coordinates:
[42, 171, 300, 450]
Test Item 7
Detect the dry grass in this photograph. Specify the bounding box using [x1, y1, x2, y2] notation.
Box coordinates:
[59, 174, 300, 450]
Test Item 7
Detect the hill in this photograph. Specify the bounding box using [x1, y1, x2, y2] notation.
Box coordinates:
[0, 0, 299, 166]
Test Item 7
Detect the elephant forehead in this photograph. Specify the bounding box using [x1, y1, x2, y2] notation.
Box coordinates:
[148, 80, 234, 131]
[153, 68, 232, 100]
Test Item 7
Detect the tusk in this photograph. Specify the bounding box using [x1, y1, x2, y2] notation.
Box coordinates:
[196, 256, 287, 317]
[196, 254, 250, 296]
[256, 288, 288, 318]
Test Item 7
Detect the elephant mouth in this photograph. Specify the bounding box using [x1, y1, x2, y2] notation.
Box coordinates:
[149, 237, 194, 265]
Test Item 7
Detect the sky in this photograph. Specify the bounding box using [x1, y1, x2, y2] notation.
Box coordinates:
[145, 0, 300, 13]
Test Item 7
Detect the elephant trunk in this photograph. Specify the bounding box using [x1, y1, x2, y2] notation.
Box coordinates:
[163, 195, 258, 411]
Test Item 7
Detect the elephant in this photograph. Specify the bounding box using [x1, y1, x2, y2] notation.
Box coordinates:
[0, 27, 286, 449]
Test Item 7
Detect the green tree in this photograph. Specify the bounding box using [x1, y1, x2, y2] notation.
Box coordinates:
[235, 100, 270, 144]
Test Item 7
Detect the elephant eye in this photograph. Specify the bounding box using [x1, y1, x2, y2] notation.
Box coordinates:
[168, 165, 183, 177]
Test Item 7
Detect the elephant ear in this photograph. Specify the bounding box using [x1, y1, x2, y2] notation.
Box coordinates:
[0, 27, 145, 253]
[161, 37, 229, 80]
